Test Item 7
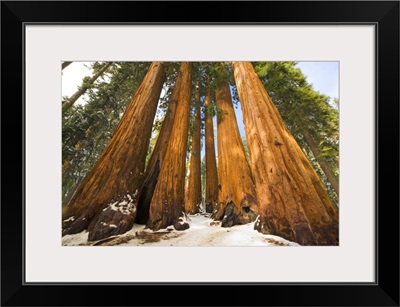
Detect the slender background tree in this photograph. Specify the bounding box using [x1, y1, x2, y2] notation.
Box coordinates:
[62, 61, 339, 245]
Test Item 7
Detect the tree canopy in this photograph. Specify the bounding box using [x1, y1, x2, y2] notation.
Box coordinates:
[62, 61, 339, 245]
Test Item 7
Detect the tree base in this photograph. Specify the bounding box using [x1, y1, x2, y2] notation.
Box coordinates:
[147, 214, 190, 232]
[62, 195, 138, 241]
[62, 215, 89, 236]
[174, 221, 190, 231]
[205, 202, 213, 213]
[87, 207, 136, 241]
[254, 215, 329, 246]
[214, 202, 258, 227]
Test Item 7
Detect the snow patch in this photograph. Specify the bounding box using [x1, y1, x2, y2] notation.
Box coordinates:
[177, 213, 189, 225]
[103, 194, 136, 215]
[63, 216, 75, 223]
[62, 230, 88, 246]
[62, 215, 300, 247]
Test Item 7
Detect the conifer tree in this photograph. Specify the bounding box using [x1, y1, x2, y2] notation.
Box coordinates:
[233, 62, 338, 245]
[63, 62, 166, 241]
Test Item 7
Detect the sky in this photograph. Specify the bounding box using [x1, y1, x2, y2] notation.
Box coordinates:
[62, 62, 94, 104]
[62, 61, 339, 157]
[62, 61, 339, 106]
[296, 61, 339, 102]
[233, 61, 339, 137]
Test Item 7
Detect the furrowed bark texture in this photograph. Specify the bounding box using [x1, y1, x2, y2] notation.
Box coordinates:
[135, 68, 183, 224]
[214, 80, 258, 227]
[147, 62, 192, 231]
[62, 62, 166, 241]
[233, 62, 338, 245]
[204, 76, 218, 213]
[185, 86, 202, 214]
[302, 130, 339, 196]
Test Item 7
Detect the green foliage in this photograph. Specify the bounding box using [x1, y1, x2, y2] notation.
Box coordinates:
[253, 61, 339, 202]
[205, 104, 216, 117]
[302, 144, 338, 205]
[206, 62, 240, 107]
[215, 106, 228, 120]
[62, 61, 339, 207]
[62, 62, 150, 200]
[208, 62, 230, 87]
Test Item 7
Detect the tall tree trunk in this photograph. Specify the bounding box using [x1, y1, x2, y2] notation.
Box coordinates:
[62, 62, 113, 113]
[62, 61, 72, 70]
[147, 62, 192, 231]
[233, 62, 338, 245]
[62, 62, 166, 241]
[135, 67, 183, 224]
[185, 85, 202, 214]
[302, 129, 339, 196]
[204, 76, 218, 213]
[213, 80, 258, 227]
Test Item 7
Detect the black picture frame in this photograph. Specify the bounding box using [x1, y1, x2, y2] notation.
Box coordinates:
[1, 1, 399, 306]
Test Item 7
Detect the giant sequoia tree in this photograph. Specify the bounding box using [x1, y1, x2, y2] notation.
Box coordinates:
[213, 79, 258, 226]
[204, 75, 218, 213]
[135, 65, 183, 224]
[233, 62, 338, 245]
[254, 62, 339, 200]
[185, 84, 202, 214]
[62, 61, 339, 246]
[62, 62, 150, 207]
[147, 62, 192, 231]
[62, 62, 166, 240]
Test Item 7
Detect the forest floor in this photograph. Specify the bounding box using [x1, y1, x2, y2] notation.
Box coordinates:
[62, 213, 299, 247]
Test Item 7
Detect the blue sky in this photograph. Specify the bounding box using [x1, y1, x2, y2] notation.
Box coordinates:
[62, 61, 339, 106]
[296, 61, 339, 102]
[233, 61, 339, 138]
[62, 61, 339, 158]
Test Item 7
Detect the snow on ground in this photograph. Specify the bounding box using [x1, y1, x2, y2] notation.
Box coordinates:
[62, 230, 89, 246]
[62, 214, 300, 247]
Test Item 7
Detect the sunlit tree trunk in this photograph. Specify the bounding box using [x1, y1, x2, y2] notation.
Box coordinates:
[147, 62, 192, 231]
[204, 76, 218, 213]
[233, 62, 338, 245]
[213, 80, 258, 227]
[62, 62, 166, 241]
[62, 62, 113, 113]
[135, 67, 183, 224]
[185, 85, 202, 214]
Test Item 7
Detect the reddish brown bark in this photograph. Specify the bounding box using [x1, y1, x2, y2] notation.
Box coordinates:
[185, 86, 202, 214]
[204, 76, 219, 213]
[213, 80, 258, 227]
[135, 68, 183, 224]
[233, 62, 338, 245]
[62, 62, 166, 241]
[147, 62, 192, 231]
